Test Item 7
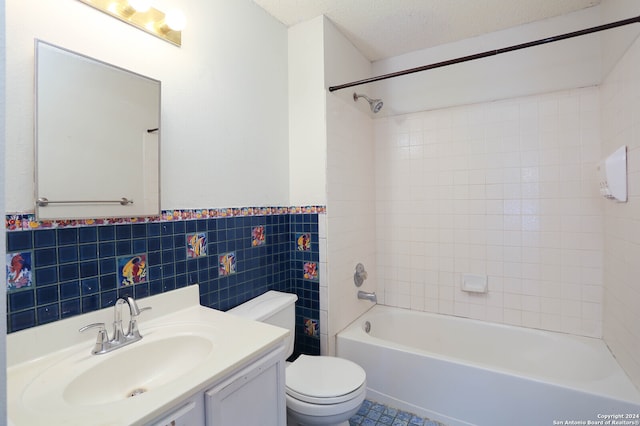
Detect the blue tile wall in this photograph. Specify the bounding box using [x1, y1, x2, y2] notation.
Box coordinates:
[6, 214, 321, 357]
[290, 214, 321, 356]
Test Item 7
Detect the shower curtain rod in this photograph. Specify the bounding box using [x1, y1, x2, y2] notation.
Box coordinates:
[328, 15, 640, 92]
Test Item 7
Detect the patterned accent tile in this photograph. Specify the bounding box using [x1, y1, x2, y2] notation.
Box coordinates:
[6, 252, 33, 291]
[117, 254, 147, 287]
[303, 262, 318, 280]
[186, 233, 207, 258]
[296, 233, 311, 251]
[251, 225, 266, 246]
[303, 318, 319, 338]
[218, 252, 236, 276]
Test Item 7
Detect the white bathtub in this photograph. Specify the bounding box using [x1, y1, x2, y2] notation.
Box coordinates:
[337, 305, 640, 426]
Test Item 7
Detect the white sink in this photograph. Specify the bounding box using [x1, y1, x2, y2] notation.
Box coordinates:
[21, 325, 215, 412]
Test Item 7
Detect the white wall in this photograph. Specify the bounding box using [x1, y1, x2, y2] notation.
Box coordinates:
[5, 0, 289, 212]
[600, 0, 640, 78]
[601, 30, 640, 390]
[374, 87, 603, 337]
[370, 7, 603, 117]
[323, 18, 376, 354]
[287, 16, 377, 354]
[288, 16, 326, 207]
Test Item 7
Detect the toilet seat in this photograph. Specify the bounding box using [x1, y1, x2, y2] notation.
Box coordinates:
[286, 355, 367, 405]
[285, 384, 366, 420]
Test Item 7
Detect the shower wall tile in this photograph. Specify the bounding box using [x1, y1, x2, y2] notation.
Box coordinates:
[375, 86, 603, 338]
[601, 34, 640, 391]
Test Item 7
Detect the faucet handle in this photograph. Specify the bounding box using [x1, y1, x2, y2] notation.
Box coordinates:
[126, 300, 151, 339]
[79, 322, 107, 335]
[79, 322, 109, 355]
[137, 306, 152, 316]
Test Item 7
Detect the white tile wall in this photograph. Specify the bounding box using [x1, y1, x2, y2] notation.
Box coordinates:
[601, 34, 640, 390]
[325, 94, 377, 355]
[374, 87, 604, 338]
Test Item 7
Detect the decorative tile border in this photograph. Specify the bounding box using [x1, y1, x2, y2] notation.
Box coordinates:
[5, 206, 326, 231]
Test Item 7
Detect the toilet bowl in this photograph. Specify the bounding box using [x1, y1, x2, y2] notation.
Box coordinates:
[227, 291, 367, 426]
[286, 355, 366, 426]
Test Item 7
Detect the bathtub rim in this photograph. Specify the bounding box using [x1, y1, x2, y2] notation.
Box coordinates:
[337, 304, 640, 405]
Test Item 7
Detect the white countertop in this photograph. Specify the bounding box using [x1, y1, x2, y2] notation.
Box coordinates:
[7, 285, 288, 425]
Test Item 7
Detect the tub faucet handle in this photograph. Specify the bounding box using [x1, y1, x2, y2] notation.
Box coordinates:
[354, 263, 368, 287]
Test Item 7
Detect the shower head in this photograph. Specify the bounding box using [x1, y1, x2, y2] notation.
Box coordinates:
[353, 93, 383, 113]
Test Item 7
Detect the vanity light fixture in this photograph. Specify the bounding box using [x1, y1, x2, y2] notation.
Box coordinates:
[77, 0, 185, 46]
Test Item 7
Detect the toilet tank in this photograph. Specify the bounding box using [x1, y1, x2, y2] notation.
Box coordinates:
[227, 290, 298, 358]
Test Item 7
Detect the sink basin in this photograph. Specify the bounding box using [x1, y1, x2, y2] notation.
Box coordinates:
[22, 328, 214, 411]
[64, 334, 212, 406]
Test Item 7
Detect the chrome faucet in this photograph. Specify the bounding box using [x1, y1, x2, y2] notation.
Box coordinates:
[358, 290, 377, 303]
[79, 296, 151, 355]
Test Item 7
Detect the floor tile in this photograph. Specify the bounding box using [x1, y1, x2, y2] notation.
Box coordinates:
[349, 399, 446, 426]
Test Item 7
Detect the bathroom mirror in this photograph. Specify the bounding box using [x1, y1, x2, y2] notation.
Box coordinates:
[35, 40, 160, 220]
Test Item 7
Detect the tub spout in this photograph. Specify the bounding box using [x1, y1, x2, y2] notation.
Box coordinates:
[358, 290, 377, 303]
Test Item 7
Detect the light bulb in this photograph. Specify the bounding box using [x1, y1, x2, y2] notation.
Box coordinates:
[128, 0, 151, 12]
[165, 9, 186, 31]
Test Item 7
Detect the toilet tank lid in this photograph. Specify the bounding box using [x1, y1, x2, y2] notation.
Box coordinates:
[227, 290, 298, 321]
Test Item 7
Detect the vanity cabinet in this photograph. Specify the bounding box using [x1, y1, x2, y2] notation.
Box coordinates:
[147, 345, 286, 426]
[149, 395, 204, 426]
[205, 345, 286, 426]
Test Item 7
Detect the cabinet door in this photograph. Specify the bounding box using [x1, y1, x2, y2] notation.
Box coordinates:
[205, 347, 286, 426]
[147, 394, 204, 426]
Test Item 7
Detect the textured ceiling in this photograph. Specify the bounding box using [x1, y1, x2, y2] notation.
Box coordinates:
[252, 0, 602, 61]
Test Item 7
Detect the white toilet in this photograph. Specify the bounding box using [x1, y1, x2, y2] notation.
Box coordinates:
[228, 291, 366, 426]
